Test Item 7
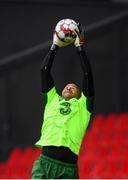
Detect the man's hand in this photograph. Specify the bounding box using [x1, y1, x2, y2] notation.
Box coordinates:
[53, 33, 73, 47]
[74, 24, 86, 47]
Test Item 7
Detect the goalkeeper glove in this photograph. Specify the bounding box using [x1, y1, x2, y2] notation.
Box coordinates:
[53, 33, 73, 47]
[74, 24, 86, 47]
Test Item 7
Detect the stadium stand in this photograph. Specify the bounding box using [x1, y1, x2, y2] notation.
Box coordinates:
[0, 113, 128, 178]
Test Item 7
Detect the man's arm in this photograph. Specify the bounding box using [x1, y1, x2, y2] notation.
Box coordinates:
[77, 46, 94, 98]
[41, 44, 59, 93]
[75, 24, 94, 112]
[41, 30, 73, 94]
[77, 46, 94, 112]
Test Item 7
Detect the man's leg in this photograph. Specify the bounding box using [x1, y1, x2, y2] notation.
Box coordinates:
[31, 155, 46, 179]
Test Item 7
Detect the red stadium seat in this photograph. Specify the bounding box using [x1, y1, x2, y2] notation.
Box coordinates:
[91, 114, 105, 135]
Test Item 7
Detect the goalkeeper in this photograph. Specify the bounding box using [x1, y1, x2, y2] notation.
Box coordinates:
[31, 24, 94, 179]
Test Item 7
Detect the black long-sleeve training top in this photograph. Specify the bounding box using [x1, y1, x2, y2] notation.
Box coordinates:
[40, 44, 95, 163]
[40, 44, 94, 113]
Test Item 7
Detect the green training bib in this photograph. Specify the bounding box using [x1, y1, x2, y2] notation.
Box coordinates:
[36, 87, 91, 155]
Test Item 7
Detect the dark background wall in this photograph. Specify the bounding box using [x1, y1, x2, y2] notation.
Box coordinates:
[0, 0, 128, 160]
[0, 1, 126, 59]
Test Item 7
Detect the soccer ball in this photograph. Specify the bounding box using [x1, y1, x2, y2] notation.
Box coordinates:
[55, 19, 79, 43]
